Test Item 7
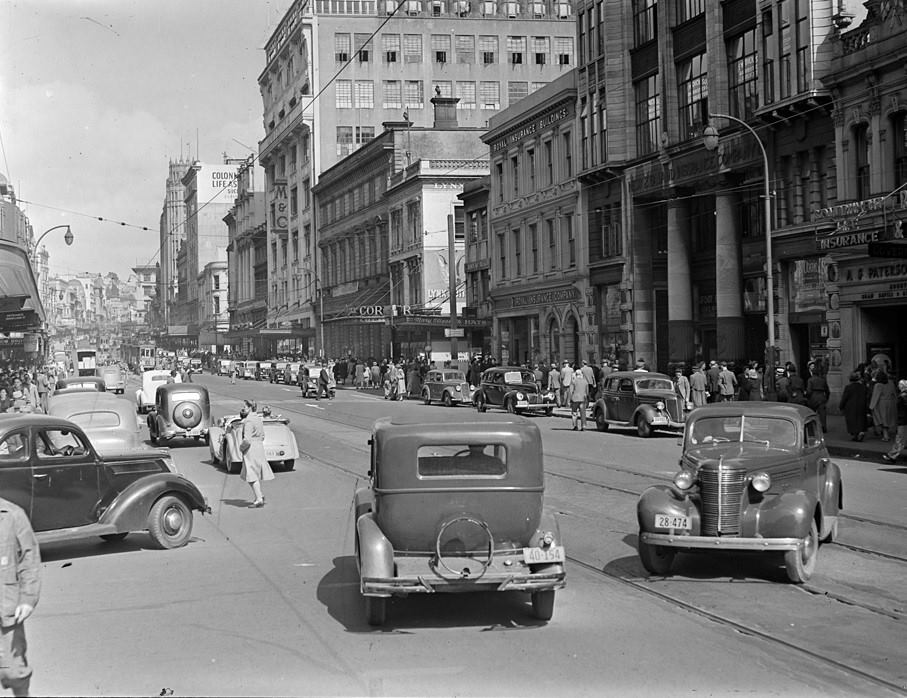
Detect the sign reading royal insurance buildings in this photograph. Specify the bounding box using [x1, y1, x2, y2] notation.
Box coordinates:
[489, 104, 574, 153]
[495, 285, 580, 311]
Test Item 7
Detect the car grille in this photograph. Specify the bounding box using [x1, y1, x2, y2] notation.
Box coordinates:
[663, 397, 683, 421]
[699, 465, 746, 536]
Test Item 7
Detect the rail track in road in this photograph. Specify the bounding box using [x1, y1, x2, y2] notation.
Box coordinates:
[203, 383, 907, 694]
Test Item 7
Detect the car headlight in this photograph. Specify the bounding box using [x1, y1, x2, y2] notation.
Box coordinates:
[516, 392, 525, 400]
[751, 472, 772, 493]
[673, 471, 694, 490]
[655, 401, 665, 410]
[454, 385, 461, 392]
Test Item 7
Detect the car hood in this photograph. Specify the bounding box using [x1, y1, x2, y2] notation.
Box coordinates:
[503, 382, 540, 392]
[684, 444, 797, 470]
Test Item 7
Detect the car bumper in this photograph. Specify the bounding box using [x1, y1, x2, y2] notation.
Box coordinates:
[161, 427, 209, 440]
[361, 552, 566, 596]
[640, 531, 802, 552]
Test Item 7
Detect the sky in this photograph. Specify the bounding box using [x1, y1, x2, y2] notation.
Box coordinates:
[0, 0, 291, 281]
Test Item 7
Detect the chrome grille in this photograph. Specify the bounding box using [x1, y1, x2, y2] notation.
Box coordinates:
[663, 397, 683, 421]
[699, 465, 746, 536]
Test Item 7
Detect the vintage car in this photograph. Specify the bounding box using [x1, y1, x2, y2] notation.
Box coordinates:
[300, 365, 321, 398]
[208, 411, 300, 474]
[270, 361, 288, 383]
[472, 366, 555, 415]
[636, 403, 843, 583]
[354, 414, 565, 626]
[241, 361, 258, 380]
[147, 383, 211, 445]
[55, 376, 107, 395]
[97, 365, 127, 394]
[47, 391, 143, 454]
[0, 414, 208, 549]
[188, 358, 203, 374]
[256, 361, 273, 381]
[218, 359, 233, 376]
[421, 369, 474, 407]
[135, 369, 173, 414]
[592, 371, 686, 437]
[284, 362, 301, 385]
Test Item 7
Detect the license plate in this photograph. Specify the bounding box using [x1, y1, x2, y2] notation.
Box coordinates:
[654, 513, 691, 529]
[517, 400, 529, 407]
[522, 545, 565, 564]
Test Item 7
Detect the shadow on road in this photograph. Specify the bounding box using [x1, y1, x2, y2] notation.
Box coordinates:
[318, 555, 553, 633]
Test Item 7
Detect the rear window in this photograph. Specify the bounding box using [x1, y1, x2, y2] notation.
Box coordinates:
[68, 410, 122, 428]
[443, 372, 465, 381]
[417, 444, 507, 477]
[172, 391, 202, 401]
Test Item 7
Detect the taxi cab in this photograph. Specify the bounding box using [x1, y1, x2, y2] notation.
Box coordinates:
[354, 414, 565, 625]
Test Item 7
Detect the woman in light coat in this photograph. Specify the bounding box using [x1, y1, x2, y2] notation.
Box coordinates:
[240, 400, 274, 507]
[869, 371, 898, 441]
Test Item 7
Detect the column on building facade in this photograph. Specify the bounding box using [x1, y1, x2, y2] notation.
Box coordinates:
[666, 198, 694, 366]
[715, 191, 744, 361]
[630, 203, 656, 364]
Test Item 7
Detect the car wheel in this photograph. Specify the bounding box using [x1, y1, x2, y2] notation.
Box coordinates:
[530, 590, 555, 621]
[365, 596, 387, 626]
[476, 396, 487, 413]
[210, 449, 220, 466]
[149, 425, 158, 445]
[442, 392, 453, 408]
[638, 539, 676, 576]
[423, 390, 431, 405]
[595, 408, 609, 432]
[284, 459, 295, 471]
[147, 495, 193, 549]
[784, 520, 819, 583]
[545, 406, 554, 416]
[227, 460, 241, 475]
[636, 417, 653, 438]
[100, 532, 129, 542]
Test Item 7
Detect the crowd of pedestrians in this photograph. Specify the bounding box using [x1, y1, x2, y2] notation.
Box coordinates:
[0, 362, 57, 415]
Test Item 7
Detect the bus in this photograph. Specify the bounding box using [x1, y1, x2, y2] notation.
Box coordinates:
[71, 348, 98, 376]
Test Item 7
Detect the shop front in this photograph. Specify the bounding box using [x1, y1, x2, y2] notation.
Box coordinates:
[492, 285, 584, 367]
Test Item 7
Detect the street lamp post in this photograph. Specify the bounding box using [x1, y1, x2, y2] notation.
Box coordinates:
[295, 265, 324, 360]
[703, 114, 776, 394]
[32, 224, 74, 258]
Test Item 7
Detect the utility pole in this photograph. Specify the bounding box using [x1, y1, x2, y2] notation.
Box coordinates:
[447, 214, 458, 362]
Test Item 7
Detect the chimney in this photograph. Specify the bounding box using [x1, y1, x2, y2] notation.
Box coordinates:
[431, 88, 460, 129]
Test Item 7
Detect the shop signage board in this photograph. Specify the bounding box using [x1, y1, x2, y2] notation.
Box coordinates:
[868, 241, 907, 259]
[444, 328, 465, 338]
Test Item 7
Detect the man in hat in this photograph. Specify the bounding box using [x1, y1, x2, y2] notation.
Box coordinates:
[547, 362, 562, 406]
[634, 358, 649, 372]
[690, 363, 708, 407]
[775, 366, 790, 402]
[559, 360, 574, 408]
[707, 360, 721, 403]
[718, 361, 738, 402]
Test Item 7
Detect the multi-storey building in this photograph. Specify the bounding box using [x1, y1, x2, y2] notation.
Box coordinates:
[482, 70, 581, 366]
[173, 159, 240, 348]
[459, 176, 492, 355]
[224, 158, 269, 358]
[257, 0, 577, 356]
[197, 261, 229, 352]
[313, 96, 488, 360]
[158, 159, 191, 329]
[571, 0, 845, 383]
[820, 0, 907, 382]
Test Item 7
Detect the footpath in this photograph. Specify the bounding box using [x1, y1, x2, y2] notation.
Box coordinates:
[344, 384, 896, 463]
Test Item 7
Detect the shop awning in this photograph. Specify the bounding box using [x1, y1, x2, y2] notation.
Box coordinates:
[0, 240, 45, 331]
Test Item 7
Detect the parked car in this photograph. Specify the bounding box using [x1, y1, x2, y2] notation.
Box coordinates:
[591, 371, 686, 437]
[421, 369, 474, 407]
[636, 403, 843, 583]
[147, 383, 211, 445]
[472, 366, 555, 415]
[96, 365, 126, 394]
[218, 359, 233, 376]
[257, 361, 273, 381]
[47, 391, 143, 454]
[0, 414, 208, 549]
[241, 361, 257, 380]
[208, 411, 300, 474]
[55, 376, 107, 395]
[136, 369, 173, 414]
[284, 362, 301, 385]
[188, 358, 203, 374]
[354, 413, 566, 626]
[270, 361, 288, 383]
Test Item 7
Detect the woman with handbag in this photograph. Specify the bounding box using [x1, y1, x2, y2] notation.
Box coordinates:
[239, 400, 274, 507]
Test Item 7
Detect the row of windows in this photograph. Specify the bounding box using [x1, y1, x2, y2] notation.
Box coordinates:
[496, 215, 575, 280]
[334, 80, 548, 111]
[316, 0, 573, 18]
[334, 32, 573, 66]
[493, 131, 573, 204]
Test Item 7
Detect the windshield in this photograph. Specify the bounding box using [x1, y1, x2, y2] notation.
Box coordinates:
[504, 370, 535, 385]
[443, 372, 466, 382]
[687, 415, 798, 450]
